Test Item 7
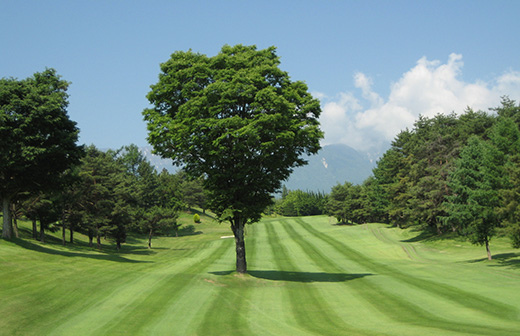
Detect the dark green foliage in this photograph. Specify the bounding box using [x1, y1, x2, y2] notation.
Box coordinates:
[0, 69, 83, 239]
[7, 141, 190, 250]
[326, 183, 351, 223]
[490, 111, 520, 248]
[339, 97, 520, 256]
[443, 136, 505, 259]
[78, 146, 134, 249]
[180, 174, 208, 212]
[324, 98, 520, 255]
[326, 183, 370, 224]
[277, 189, 326, 217]
[140, 206, 179, 248]
[144, 44, 323, 273]
[359, 176, 387, 223]
[370, 108, 495, 233]
[20, 191, 62, 243]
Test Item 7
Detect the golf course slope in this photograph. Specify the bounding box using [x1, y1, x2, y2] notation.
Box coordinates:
[1, 215, 520, 335]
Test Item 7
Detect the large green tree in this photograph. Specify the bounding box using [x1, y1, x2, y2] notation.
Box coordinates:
[489, 115, 520, 248]
[143, 44, 323, 273]
[0, 69, 82, 239]
[444, 136, 505, 260]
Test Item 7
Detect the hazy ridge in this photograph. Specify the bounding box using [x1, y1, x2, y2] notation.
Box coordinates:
[141, 144, 375, 192]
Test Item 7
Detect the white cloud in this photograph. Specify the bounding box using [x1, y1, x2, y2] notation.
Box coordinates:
[319, 54, 520, 156]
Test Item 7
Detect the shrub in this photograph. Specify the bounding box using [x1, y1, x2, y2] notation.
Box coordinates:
[193, 213, 201, 223]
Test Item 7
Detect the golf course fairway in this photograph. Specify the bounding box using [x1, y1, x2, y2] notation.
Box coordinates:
[1, 215, 520, 335]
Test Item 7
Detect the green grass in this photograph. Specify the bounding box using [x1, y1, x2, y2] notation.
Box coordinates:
[1, 215, 520, 335]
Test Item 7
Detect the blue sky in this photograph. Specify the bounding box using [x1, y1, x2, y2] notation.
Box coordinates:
[2, 1, 520, 154]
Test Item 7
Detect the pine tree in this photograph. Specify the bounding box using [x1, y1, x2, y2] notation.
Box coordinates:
[444, 136, 505, 260]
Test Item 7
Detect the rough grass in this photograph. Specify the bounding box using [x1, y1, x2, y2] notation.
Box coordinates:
[1, 215, 520, 335]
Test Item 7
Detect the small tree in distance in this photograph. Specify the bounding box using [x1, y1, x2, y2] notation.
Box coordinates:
[143, 44, 323, 273]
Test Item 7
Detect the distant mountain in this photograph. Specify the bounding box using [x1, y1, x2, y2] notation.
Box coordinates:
[283, 144, 375, 192]
[140, 143, 375, 192]
[140, 147, 178, 173]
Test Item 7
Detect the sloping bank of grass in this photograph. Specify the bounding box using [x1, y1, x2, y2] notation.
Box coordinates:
[1, 215, 519, 335]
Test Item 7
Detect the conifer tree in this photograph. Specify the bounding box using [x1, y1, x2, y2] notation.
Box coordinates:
[444, 136, 505, 260]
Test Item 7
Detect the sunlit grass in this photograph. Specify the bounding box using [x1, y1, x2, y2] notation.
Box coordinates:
[1, 215, 520, 335]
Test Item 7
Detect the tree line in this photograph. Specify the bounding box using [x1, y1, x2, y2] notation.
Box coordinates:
[274, 186, 327, 217]
[5, 143, 208, 249]
[4, 63, 520, 263]
[0, 69, 208, 249]
[326, 98, 520, 259]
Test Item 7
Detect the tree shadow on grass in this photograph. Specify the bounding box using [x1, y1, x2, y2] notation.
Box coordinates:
[400, 229, 437, 243]
[467, 252, 520, 269]
[210, 270, 372, 283]
[11, 238, 153, 263]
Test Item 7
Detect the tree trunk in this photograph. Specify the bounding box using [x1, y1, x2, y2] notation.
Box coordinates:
[40, 221, 45, 243]
[96, 234, 101, 249]
[70, 228, 74, 244]
[231, 218, 247, 274]
[12, 215, 19, 239]
[148, 228, 153, 249]
[62, 225, 66, 246]
[32, 219, 38, 240]
[486, 239, 492, 260]
[2, 197, 13, 239]
[116, 240, 121, 251]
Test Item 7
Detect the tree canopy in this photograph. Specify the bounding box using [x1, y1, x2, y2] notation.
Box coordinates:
[143, 44, 323, 273]
[323, 98, 520, 259]
[0, 69, 83, 239]
[443, 136, 505, 259]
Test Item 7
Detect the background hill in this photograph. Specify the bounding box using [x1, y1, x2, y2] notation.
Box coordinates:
[141, 144, 375, 193]
[282, 144, 375, 192]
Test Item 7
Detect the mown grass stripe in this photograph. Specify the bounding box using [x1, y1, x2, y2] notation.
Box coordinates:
[265, 221, 376, 336]
[47, 238, 232, 336]
[140, 238, 238, 336]
[367, 225, 421, 260]
[195, 278, 252, 336]
[295, 218, 520, 335]
[103, 239, 234, 336]
[195, 232, 257, 336]
[2, 243, 163, 335]
[245, 221, 318, 336]
[298, 219, 517, 317]
[284, 220, 506, 335]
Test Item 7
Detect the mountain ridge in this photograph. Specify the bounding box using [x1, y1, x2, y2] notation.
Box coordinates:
[141, 143, 375, 192]
[282, 144, 375, 192]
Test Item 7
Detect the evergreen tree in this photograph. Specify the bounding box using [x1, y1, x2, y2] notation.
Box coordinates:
[140, 206, 179, 249]
[79, 146, 135, 250]
[0, 69, 83, 239]
[444, 136, 505, 260]
[490, 116, 520, 248]
[326, 183, 351, 223]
